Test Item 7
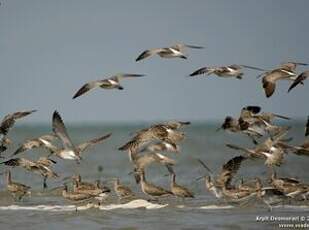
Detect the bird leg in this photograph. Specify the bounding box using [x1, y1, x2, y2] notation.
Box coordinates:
[146, 196, 158, 203]
[17, 193, 25, 201]
[0, 145, 7, 154]
[43, 177, 48, 189]
[11, 192, 17, 201]
[261, 199, 273, 212]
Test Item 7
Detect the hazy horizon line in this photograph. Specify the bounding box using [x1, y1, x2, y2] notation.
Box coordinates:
[13, 118, 306, 127]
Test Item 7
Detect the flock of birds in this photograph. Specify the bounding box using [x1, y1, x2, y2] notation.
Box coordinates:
[0, 42, 309, 211]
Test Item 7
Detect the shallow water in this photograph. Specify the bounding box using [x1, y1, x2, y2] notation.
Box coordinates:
[0, 122, 308, 230]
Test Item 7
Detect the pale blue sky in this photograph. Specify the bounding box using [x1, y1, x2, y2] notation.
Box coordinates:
[0, 0, 308, 123]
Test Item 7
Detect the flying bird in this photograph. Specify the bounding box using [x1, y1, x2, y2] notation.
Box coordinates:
[119, 124, 185, 157]
[73, 73, 145, 99]
[132, 152, 176, 184]
[270, 171, 308, 200]
[136, 43, 204, 62]
[189, 64, 265, 79]
[1, 157, 58, 188]
[50, 111, 80, 162]
[0, 110, 37, 155]
[226, 130, 289, 167]
[197, 156, 248, 200]
[259, 62, 307, 97]
[11, 133, 57, 156]
[219, 106, 289, 144]
[139, 141, 179, 153]
[288, 70, 309, 93]
[46, 112, 112, 163]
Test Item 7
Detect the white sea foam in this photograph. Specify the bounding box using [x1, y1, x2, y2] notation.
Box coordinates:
[273, 205, 309, 211]
[0, 205, 78, 212]
[0, 200, 167, 212]
[99, 199, 168, 210]
[0, 202, 309, 212]
[199, 205, 235, 210]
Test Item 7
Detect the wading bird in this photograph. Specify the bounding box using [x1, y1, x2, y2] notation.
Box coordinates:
[5, 170, 31, 200]
[167, 166, 194, 199]
[113, 178, 136, 201]
[139, 170, 172, 198]
[62, 184, 95, 202]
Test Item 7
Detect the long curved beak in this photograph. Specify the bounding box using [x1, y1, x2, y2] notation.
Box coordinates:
[196, 158, 213, 174]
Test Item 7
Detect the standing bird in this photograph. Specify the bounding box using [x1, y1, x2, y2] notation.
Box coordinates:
[113, 178, 136, 200]
[288, 70, 309, 93]
[5, 170, 31, 200]
[167, 167, 194, 199]
[72, 73, 145, 99]
[72, 179, 110, 202]
[189, 64, 265, 79]
[139, 170, 172, 198]
[72, 175, 110, 194]
[62, 184, 95, 202]
[135, 43, 203, 62]
[0, 110, 36, 155]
